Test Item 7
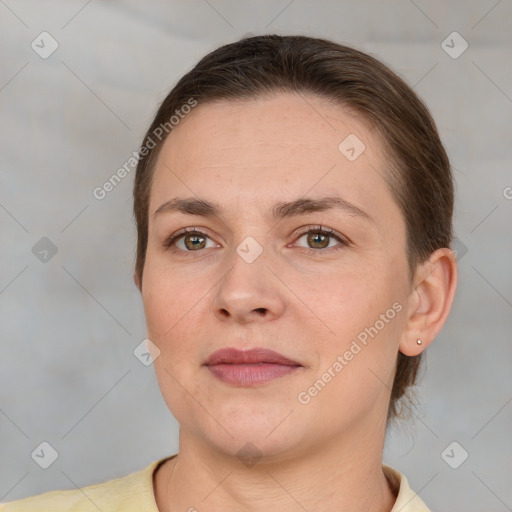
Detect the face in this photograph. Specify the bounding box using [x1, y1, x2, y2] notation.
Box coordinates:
[141, 93, 412, 460]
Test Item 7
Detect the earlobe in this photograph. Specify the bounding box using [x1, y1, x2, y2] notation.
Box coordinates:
[399, 248, 458, 356]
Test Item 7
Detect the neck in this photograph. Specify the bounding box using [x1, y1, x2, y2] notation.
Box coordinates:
[154, 416, 397, 512]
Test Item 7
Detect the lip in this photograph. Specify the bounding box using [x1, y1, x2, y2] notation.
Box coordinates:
[204, 348, 302, 387]
[205, 347, 301, 366]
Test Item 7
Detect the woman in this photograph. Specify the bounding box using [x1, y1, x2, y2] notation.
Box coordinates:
[2, 34, 457, 512]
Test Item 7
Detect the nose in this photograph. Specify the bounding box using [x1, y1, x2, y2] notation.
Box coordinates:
[210, 245, 286, 324]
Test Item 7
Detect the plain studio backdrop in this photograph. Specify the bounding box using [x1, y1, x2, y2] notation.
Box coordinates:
[0, 1, 511, 510]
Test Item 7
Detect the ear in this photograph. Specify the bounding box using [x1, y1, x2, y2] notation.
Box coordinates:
[399, 247, 458, 356]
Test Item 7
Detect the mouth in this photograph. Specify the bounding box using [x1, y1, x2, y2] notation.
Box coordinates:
[204, 347, 302, 387]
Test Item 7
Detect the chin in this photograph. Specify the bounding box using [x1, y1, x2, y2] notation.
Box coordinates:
[192, 409, 312, 462]
[206, 432, 308, 466]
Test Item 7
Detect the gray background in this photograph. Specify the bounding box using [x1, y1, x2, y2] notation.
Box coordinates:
[1, 1, 511, 510]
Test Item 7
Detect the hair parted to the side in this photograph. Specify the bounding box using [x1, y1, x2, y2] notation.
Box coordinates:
[132, 34, 453, 426]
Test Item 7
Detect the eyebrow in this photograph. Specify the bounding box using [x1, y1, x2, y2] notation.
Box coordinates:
[153, 195, 372, 223]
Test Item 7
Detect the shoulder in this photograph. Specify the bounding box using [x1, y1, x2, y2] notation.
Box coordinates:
[0, 456, 173, 512]
[383, 464, 431, 512]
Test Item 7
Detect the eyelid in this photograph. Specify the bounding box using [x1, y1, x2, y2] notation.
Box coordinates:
[291, 225, 352, 247]
[163, 227, 219, 250]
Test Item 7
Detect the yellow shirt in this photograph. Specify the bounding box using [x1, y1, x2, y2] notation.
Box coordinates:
[0, 455, 430, 511]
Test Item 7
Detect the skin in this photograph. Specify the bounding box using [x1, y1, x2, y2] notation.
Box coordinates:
[136, 92, 458, 512]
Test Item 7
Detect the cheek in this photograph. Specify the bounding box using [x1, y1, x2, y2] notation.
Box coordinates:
[142, 277, 175, 342]
[141, 254, 211, 374]
[305, 263, 405, 391]
[142, 249, 193, 335]
[142, 269, 204, 415]
[306, 261, 397, 335]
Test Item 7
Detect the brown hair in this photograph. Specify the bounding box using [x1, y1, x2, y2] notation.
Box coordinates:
[133, 34, 453, 425]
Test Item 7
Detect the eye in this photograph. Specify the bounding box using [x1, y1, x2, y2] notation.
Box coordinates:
[293, 225, 349, 255]
[164, 228, 218, 252]
[164, 225, 350, 255]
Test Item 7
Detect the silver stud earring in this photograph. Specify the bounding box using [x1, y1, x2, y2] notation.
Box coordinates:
[416, 339, 422, 345]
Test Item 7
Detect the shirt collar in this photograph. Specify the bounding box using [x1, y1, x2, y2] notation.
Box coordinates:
[383, 464, 431, 512]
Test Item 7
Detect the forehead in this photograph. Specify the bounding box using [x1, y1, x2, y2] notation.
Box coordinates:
[149, 93, 399, 227]
[157, 93, 385, 167]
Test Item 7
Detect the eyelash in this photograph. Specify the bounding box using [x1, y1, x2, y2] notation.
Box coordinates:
[163, 225, 350, 256]
[295, 225, 349, 256]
